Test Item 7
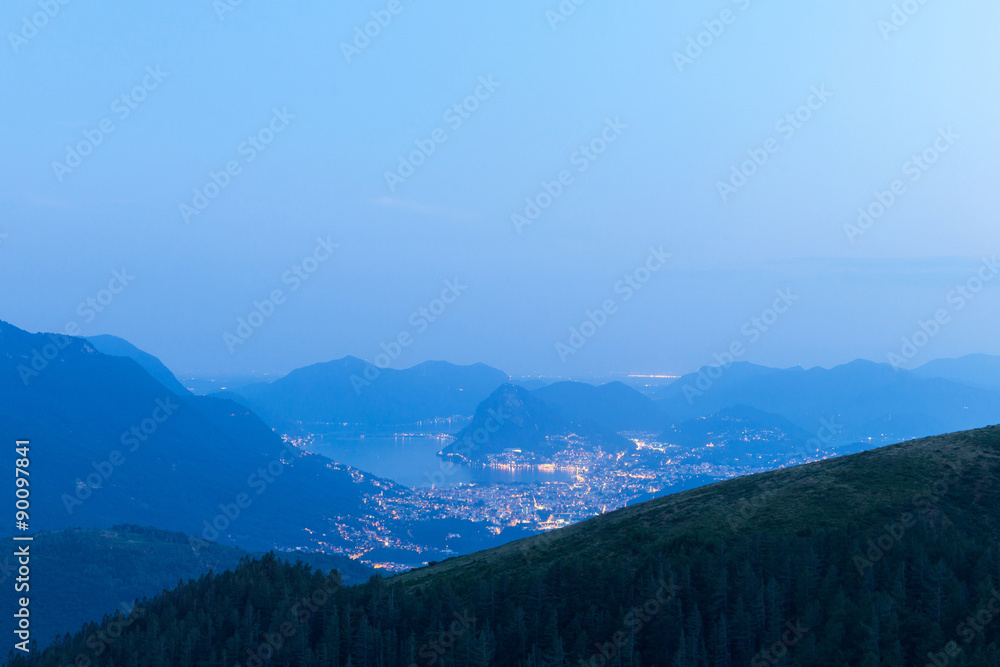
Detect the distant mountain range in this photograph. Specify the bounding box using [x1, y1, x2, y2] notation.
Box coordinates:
[653, 359, 1000, 445]
[912, 352, 1000, 390]
[0, 321, 524, 564]
[531, 380, 665, 431]
[91, 328, 998, 460]
[6, 317, 999, 555]
[214, 356, 509, 430]
[436, 357, 1000, 465]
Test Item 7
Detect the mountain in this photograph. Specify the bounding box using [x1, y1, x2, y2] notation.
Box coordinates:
[913, 353, 1000, 390]
[653, 361, 784, 404]
[532, 380, 666, 432]
[441, 384, 634, 463]
[0, 321, 517, 565]
[85, 334, 190, 395]
[0, 321, 389, 548]
[0, 525, 372, 648]
[17, 425, 1000, 666]
[662, 404, 820, 465]
[216, 356, 508, 429]
[655, 359, 1000, 445]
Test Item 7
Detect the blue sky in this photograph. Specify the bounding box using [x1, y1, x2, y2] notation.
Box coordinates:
[2, 0, 999, 377]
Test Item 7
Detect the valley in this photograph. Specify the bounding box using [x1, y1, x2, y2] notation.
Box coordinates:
[286, 426, 848, 571]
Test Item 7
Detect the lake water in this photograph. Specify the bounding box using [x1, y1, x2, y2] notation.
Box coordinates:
[306, 433, 573, 488]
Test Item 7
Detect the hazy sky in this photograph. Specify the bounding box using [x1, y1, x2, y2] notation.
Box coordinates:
[3, 1, 999, 378]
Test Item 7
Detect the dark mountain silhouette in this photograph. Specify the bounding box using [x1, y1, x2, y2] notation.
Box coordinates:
[216, 356, 508, 429]
[0, 321, 396, 550]
[654, 359, 1000, 444]
[441, 384, 634, 463]
[85, 334, 190, 396]
[531, 380, 665, 431]
[913, 353, 1000, 390]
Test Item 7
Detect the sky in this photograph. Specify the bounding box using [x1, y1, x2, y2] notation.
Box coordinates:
[2, 1, 999, 379]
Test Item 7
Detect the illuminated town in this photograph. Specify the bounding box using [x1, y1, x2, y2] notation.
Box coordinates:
[283, 431, 847, 571]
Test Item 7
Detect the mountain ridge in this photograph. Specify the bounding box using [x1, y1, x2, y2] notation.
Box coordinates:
[216, 356, 509, 429]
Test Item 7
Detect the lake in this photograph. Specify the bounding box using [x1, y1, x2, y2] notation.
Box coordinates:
[306, 433, 574, 488]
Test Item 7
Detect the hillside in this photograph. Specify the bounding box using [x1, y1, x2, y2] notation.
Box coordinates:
[662, 404, 820, 465]
[15, 425, 1000, 666]
[0, 525, 372, 648]
[84, 334, 190, 396]
[410, 423, 999, 579]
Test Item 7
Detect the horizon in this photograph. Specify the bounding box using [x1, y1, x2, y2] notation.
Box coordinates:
[2, 316, 992, 383]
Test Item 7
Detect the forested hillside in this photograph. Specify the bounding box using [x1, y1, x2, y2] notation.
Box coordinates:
[0, 525, 372, 648]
